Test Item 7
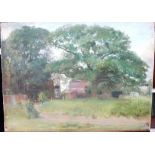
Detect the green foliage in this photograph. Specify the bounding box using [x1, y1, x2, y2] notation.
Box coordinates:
[48, 25, 131, 79]
[40, 97, 151, 118]
[48, 24, 148, 91]
[25, 102, 39, 119]
[2, 24, 148, 99]
[111, 97, 151, 117]
[2, 26, 52, 99]
[38, 92, 48, 103]
[95, 55, 147, 91]
[85, 85, 92, 95]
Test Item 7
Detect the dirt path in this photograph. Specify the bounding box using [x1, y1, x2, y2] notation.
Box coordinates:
[38, 111, 149, 128]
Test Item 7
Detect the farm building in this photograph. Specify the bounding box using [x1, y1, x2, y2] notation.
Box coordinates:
[65, 80, 89, 99]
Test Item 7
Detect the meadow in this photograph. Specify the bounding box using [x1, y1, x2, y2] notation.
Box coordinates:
[4, 97, 151, 131]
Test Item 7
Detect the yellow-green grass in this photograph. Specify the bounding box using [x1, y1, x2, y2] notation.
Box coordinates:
[40, 97, 151, 118]
[4, 97, 151, 131]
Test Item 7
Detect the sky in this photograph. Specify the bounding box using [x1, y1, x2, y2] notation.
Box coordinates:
[1, 22, 154, 80]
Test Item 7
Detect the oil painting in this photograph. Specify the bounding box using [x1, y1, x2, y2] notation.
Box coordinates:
[1, 22, 154, 131]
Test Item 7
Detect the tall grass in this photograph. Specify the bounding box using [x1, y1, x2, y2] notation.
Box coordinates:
[111, 97, 151, 117]
[40, 97, 151, 118]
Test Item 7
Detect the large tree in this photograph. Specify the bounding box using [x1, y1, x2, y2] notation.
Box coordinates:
[48, 25, 148, 92]
[2, 26, 53, 99]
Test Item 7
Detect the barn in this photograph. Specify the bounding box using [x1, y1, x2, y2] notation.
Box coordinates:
[66, 80, 89, 99]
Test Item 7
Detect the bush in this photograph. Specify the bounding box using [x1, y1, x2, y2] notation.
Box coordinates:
[110, 98, 151, 118]
[38, 92, 48, 103]
[85, 85, 92, 96]
[25, 102, 39, 119]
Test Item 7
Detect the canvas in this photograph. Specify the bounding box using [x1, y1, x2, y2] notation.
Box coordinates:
[1, 22, 154, 131]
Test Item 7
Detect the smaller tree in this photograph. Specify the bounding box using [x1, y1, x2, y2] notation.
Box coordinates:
[2, 26, 53, 99]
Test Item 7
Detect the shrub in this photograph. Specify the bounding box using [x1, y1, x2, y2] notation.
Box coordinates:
[110, 98, 151, 118]
[85, 86, 92, 95]
[25, 102, 39, 119]
[38, 92, 48, 104]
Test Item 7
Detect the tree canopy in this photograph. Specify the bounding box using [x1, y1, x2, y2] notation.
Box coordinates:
[2, 26, 52, 99]
[48, 25, 148, 91]
[2, 24, 148, 99]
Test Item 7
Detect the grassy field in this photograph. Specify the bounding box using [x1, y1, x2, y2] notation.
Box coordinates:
[4, 97, 151, 131]
[40, 97, 151, 118]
